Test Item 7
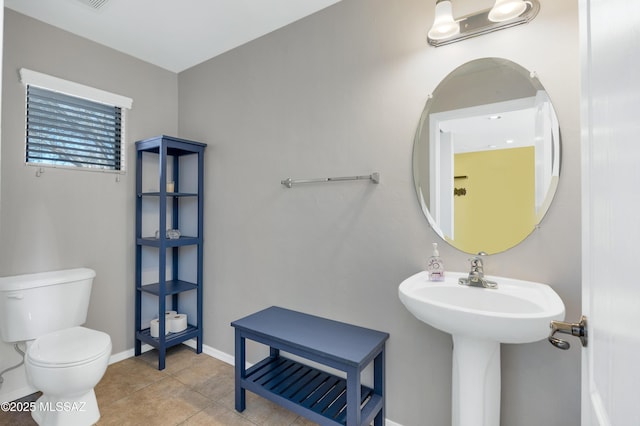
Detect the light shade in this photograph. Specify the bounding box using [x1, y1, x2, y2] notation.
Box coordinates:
[428, 0, 460, 41]
[488, 0, 528, 22]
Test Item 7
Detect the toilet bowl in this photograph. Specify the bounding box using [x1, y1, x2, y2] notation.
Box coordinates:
[0, 268, 112, 426]
[25, 327, 111, 426]
[25, 327, 112, 426]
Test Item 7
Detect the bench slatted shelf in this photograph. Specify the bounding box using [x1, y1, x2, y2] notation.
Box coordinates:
[231, 306, 389, 426]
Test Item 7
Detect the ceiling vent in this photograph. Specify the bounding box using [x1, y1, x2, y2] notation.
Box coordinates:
[75, 0, 110, 10]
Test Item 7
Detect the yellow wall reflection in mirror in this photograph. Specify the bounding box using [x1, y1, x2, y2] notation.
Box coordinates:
[450, 146, 535, 254]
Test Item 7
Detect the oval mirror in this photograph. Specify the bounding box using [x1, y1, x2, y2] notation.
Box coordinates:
[413, 58, 560, 255]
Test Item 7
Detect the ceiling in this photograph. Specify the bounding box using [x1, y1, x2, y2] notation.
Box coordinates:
[4, 0, 343, 73]
[439, 107, 537, 154]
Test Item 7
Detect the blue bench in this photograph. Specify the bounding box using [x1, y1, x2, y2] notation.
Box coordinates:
[231, 306, 389, 426]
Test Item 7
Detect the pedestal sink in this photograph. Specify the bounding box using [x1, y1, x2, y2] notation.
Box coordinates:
[398, 271, 565, 426]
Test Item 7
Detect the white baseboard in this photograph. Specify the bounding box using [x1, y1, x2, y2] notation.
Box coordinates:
[108, 343, 154, 364]
[109, 340, 403, 426]
[181, 339, 235, 365]
[108, 340, 234, 366]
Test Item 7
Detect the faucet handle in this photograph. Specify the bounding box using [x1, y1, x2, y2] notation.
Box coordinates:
[469, 256, 483, 268]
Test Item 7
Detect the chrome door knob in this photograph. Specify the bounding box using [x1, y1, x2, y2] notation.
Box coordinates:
[548, 315, 588, 350]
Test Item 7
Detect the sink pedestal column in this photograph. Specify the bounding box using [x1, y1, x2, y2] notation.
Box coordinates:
[451, 335, 500, 426]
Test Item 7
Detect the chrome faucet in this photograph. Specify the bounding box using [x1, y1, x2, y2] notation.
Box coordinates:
[458, 255, 498, 288]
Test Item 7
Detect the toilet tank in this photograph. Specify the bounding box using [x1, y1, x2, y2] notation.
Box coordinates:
[0, 268, 96, 342]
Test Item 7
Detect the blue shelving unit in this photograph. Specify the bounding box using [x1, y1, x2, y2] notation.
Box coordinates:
[134, 135, 206, 370]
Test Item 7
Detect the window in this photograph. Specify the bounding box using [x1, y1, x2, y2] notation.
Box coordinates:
[20, 69, 133, 172]
[26, 86, 123, 170]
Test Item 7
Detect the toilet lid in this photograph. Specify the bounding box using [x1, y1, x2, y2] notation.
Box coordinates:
[27, 326, 111, 368]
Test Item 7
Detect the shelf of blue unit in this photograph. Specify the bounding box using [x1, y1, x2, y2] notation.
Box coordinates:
[137, 236, 200, 247]
[135, 136, 206, 156]
[139, 280, 197, 296]
[138, 192, 198, 198]
[136, 324, 199, 349]
[243, 356, 382, 426]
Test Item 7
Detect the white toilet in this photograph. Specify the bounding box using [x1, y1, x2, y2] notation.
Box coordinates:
[0, 268, 112, 426]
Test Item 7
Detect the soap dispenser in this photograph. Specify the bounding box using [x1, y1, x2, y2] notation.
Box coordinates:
[427, 242, 445, 281]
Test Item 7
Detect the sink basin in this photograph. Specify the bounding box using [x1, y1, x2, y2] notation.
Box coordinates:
[399, 271, 565, 426]
[398, 271, 565, 343]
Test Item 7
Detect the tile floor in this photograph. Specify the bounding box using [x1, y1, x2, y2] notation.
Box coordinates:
[0, 345, 319, 426]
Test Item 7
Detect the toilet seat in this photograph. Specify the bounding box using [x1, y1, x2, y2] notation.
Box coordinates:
[27, 326, 111, 368]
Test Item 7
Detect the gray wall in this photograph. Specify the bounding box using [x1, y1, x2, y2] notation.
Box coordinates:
[178, 0, 581, 425]
[0, 9, 177, 398]
[0, 0, 581, 424]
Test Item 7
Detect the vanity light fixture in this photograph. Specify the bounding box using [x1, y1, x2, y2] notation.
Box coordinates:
[488, 0, 528, 22]
[427, 0, 459, 41]
[427, 0, 540, 47]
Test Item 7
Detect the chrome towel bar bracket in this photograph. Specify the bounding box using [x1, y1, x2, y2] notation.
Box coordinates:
[281, 172, 380, 188]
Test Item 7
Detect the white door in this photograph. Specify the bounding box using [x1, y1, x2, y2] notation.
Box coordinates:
[579, 0, 640, 425]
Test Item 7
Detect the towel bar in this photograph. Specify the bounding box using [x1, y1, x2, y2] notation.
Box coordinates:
[281, 172, 380, 188]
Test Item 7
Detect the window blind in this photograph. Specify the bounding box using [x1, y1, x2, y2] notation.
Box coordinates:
[26, 85, 123, 170]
